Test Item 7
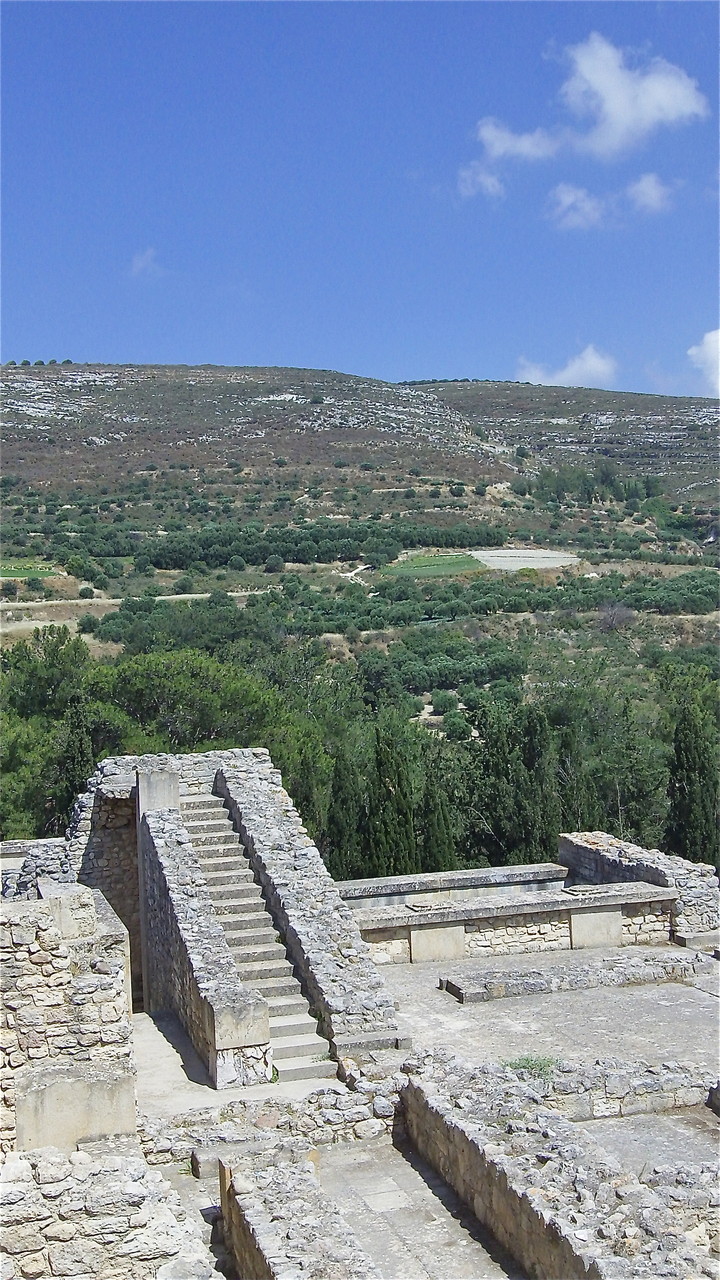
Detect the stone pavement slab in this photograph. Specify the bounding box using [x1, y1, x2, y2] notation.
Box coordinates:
[380, 961, 719, 1072]
[578, 1107, 719, 1176]
[318, 1138, 527, 1280]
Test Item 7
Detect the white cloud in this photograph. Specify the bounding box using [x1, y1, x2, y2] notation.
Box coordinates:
[626, 172, 673, 212]
[462, 32, 709, 196]
[547, 183, 605, 229]
[561, 32, 709, 159]
[457, 161, 505, 199]
[688, 329, 720, 396]
[517, 344, 618, 389]
[131, 247, 162, 278]
[476, 118, 559, 162]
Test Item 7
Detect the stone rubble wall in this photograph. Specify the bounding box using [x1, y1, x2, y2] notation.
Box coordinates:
[220, 1144, 380, 1280]
[139, 809, 272, 1088]
[0, 1147, 216, 1280]
[621, 903, 672, 943]
[1, 840, 71, 900]
[465, 908, 571, 956]
[441, 947, 705, 1004]
[0, 890, 133, 1154]
[215, 760, 400, 1057]
[559, 832, 719, 937]
[400, 1050, 717, 1280]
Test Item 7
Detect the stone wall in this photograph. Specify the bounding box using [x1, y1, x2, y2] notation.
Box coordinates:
[220, 1145, 380, 1280]
[1, 886, 134, 1153]
[0, 1147, 216, 1279]
[1, 839, 71, 900]
[559, 832, 719, 938]
[139, 809, 272, 1088]
[215, 760, 401, 1058]
[400, 1051, 717, 1280]
[465, 908, 571, 955]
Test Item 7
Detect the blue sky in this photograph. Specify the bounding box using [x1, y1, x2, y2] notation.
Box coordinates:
[2, 1, 718, 394]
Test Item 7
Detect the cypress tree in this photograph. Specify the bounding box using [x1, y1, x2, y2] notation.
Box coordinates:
[44, 695, 95, 834]
[418, 773, 456, 872]
[364, 725, 417, 877]
[664, 698, 719, 866]
[515, 706, 561, 863]
[324, 743, 363, 880]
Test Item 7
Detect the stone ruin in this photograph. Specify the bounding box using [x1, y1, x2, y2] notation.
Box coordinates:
[1, 747, 718, 1279]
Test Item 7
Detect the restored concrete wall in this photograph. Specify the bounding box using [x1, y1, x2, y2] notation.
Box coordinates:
[0, 886, 134, 1153]
[138, 808, 272, 1087]
[216, 759, 401, 1059]
[337, 863, 567, 909]
[559, 832, 719, 939]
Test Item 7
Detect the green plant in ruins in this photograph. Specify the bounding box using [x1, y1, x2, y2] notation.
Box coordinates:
[43, 694, 95, 833]
[363, 721, 417, 878]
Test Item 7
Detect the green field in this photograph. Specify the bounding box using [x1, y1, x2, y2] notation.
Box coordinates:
[0, 563, 55, 578]
[381, 552, 486, 578]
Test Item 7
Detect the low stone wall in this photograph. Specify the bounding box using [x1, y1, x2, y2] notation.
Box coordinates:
[1, 885, 134, 1153]
[215, 760, 400, 1058]
[220, 1145, 380, 1280]
[0, 1146, 216, 1279]
[139, 809, 271, 1088]
[559, 832, 719, 939]
[360, 884, 675, 963]
[337, 863, 567, 909]
[400, 1051, 717, 1280]
[441, 947, 704, 1003]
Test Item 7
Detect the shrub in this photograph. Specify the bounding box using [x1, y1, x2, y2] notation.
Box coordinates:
[264, 555, 285, 573]
[78, 586, 94, 599]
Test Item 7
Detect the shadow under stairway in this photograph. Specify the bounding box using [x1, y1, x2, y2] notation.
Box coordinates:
[180, 793, 337, 1084]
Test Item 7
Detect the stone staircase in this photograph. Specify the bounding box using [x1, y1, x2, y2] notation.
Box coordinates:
[180, 794, 336, 1084]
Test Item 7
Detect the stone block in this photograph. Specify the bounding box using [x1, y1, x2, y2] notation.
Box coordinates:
[570, 906, 622, 949]
[409, 924, 466, 963]
[14, 1063, 136, 1153]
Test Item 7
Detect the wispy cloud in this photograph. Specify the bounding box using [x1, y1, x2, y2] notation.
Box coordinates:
[130, 247, 164, 278]
[460, 33, 708, 202]
[688, 329, 720, 396]
[625, 172, 673, 213]
[547, 183, 605, 229]
[517, 344, 617, 389]
[457, 161, 505, 199]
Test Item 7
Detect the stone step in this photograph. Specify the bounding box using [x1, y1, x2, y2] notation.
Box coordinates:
[201, 860, 253, 876]
[271, 1033, 329, 1062]
[232, 957, 293, 980]
[228, 942, 285, 963]
[269, 1011, 320, 1037]
[180, 798, 223, 810]
[213, 901, 267, 922]
[221, 919, 276, 939]
[275, 1056, 337, 1082]
[203, 870, 255, 888]
[211, 887, 263, 906]
[250, 976, 302, 998]
[188, 832, 241, 849]
[181, 815, 229, 828]
[265, 993, 311, 1017]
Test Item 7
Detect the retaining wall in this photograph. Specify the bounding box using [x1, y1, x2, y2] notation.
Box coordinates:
[559, 832, 719, 939]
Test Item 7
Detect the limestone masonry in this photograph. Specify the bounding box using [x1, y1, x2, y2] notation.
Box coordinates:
[1, 746, 718, 1279]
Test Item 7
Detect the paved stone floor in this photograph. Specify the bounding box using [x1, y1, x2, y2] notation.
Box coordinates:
[318, 1137, 527, 1280]
[578, 1107, 719, 1175]
[132, 1012, 344, 1119]
[380, 953, 720, 1073]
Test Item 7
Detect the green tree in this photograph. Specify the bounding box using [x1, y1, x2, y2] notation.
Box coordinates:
[417, 773, 456, 872]
[324, 743, 364, 880]
[664, 698, 719, 866]
[43, 696, 96, 833]
[363, 723, 417, 877]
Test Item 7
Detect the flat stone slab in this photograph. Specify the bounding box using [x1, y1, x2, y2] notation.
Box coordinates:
[578, 1107, 719, 1176]
[441, 947, 704, 1003]
[318, 1138, 527, 1280]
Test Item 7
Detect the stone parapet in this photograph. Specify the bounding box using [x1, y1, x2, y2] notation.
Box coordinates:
[215, 760, 399, 1057]
[139, 809, 272, 1088]
[559, 832, 719, 938]
[337, 862, 567, 908]
[440, 947, 704, 1003]
[1, 839, 71, 900]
